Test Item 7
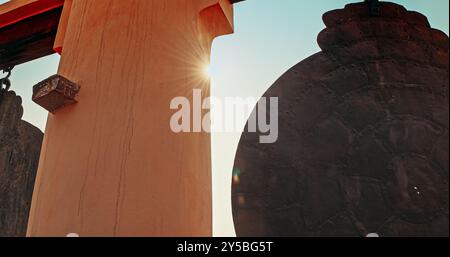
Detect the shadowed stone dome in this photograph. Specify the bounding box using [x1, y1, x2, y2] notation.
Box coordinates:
[232, 2, 449, 237]
[0, 91, 43, 236]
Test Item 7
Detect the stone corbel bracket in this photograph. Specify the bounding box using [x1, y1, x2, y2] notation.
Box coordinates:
[32, 74, 79, 113]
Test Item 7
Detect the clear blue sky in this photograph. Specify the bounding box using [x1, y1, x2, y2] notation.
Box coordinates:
[1, 0, 448, 236]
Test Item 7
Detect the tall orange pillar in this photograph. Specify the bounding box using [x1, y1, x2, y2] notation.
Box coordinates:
[27, 0, 234, 237]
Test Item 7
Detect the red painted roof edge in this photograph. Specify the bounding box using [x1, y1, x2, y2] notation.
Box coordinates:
[0, 0, 64, 29]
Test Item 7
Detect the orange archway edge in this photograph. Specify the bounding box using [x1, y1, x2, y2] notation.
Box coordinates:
[0, 0, 64, 29]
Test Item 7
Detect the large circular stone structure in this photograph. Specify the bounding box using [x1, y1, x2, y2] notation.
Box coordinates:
[232, 2, 449, 237]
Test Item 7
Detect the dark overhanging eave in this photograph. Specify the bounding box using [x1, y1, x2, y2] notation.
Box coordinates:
[230, 0, 246, 4]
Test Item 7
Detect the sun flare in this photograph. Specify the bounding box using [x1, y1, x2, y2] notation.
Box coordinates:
[203, 64, 212, 78]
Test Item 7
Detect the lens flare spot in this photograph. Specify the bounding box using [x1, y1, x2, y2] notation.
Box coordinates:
[203, 64, 212, 78]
